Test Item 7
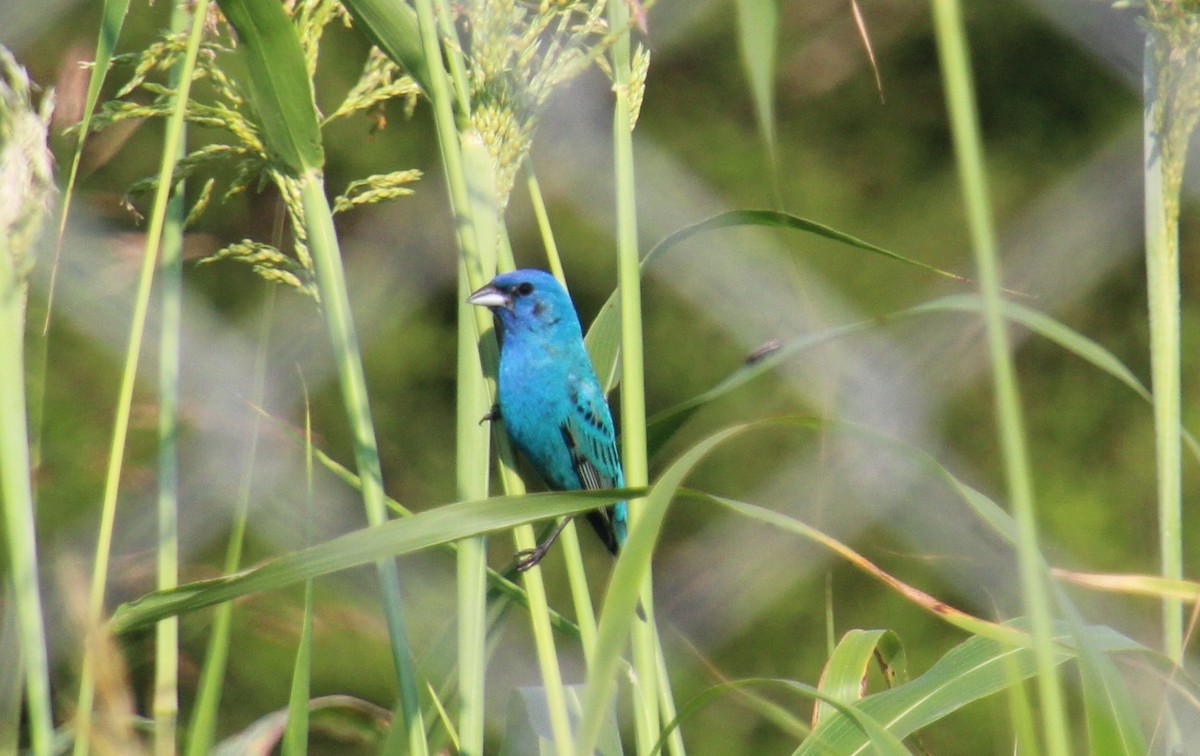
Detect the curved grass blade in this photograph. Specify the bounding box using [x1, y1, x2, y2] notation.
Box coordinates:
[585, 209, 967, 392]
[72, 8, 208, 753]
[912, 294, 1200, 464]
[216, 0, 323, 174]
[1054, 571, 1200, 604]
[110, 488, 643, 634]
[338, 0, 429, 93]
[815, 629, 907, 727]
[252, 405, 582, 639]
[795, 622, 1145, 755]
[733, 0, 781, 201]
[649, 678, 908, 756]
[217, 0, 425, 744]
[648, 292, 1200, 467]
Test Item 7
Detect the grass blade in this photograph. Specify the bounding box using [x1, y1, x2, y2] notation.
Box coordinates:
[338, 0, 429, 92]
[814, 630, 905, 727]
[930, 2, 1067, 751]
[111, 488, 643, 634]
[72, 7, 207, 751]
[215, 0, 322, 174]
[650, 678, 907, 756]
[796, 623, 1144, 755]
[585, 208, 967, 393]
[733, 0, 781, 203]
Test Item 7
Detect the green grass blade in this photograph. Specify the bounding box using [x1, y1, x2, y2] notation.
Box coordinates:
[51, 0, 132, 285]
[1141, 23, 1197, 673]
[153, 3, 191, 752]
[733, 0, 781, 203]
[111, 488, 644, 634]
[606, 2, 664, 751]
[585, 209, 966, 393]
[217, 0, 427, 738]
[258, 410, 583, 638]
[796, 623, 1144, 755]
[215, 0, 323, 174]
[283, 580, 315, 756]
[0, 208, 52, 756]
[930, 3, 1066, 751]
[338, 0, 429, 92]
[184, 292, 274, 756]
[72, 7, 208, 751]
[576, 422, 759, 756]
[284, 385, 316, 756]
[298, 173, 427, 753]
[814, 630, 905, 727]
[649, 679, 908, 756]
[456, 269, 491, 756]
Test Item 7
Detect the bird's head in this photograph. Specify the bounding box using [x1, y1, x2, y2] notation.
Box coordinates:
[466, 269, 581, 338]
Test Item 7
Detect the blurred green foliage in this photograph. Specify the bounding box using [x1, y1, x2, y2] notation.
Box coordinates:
[10, 0, 1193, 752]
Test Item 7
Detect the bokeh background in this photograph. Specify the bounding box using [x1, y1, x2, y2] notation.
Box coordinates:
[3, 0, 1196, 752]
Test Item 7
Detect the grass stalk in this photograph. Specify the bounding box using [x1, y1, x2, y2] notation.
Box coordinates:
[456, 264, 491, 756]
[0, 215, 52, 756]
[1143, 53, 1183, 667]
[298, 171, 428, 754]
[408, 1, 579, 752]
[283, 378, 315, 756]
[607, 0, 667, 751]
[525, 165, 566, 284]
[1140, 16, 1200, 666]
[183, 288, 274, 756]
[526, 178, 599, 659]
[152, 3, 191, 752]
[929, 1, 1068, 754]
[72, 6, 207, 751]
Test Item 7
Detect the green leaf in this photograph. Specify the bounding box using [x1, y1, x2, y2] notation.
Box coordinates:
[339, 0, 430, 94]
[650, 678, 907, 756]
[734, 0, 779, 188]
[796, 624, 1145, 754]
[216, 0, 323, 173]
[585, 210, 965, 393]
[110, 488, 642, 634]
[815, 630, 907, 727]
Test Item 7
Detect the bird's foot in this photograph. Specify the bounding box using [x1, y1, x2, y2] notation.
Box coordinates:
[479, 405, 501, 425]
[514, 516, 575, 571]
[514, 543, 551, 572]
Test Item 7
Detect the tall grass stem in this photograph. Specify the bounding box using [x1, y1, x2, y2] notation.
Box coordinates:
[152, 3, 191, 752]
[607, 0, 667, 751]
[183, 289, 274, 756]
[72, 7, 206, 751]
[929, 1, 1068, 753]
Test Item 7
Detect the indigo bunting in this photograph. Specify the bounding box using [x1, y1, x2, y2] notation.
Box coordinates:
[468, 269, 628, 570]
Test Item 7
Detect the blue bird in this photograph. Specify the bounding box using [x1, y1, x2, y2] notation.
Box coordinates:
[468, 269, 628, 570]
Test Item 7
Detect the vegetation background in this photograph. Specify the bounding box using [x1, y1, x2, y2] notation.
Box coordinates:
[1, 0, 1197, 753]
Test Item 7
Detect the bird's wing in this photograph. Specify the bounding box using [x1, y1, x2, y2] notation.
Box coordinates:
[560, 374, 626, 553]
[561, 376, 622, 491]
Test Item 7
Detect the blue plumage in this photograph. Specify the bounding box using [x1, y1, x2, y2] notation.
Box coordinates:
[468, 269, 628, 568]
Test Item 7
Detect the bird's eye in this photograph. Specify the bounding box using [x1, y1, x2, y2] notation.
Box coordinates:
[516, 282, 534, 296]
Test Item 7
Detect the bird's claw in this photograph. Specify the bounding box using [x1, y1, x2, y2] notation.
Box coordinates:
[479, 405, 501, 425]
[514, 544, 550, 572]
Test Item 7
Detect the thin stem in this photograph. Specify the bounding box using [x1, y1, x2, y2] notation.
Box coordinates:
[73, 6, 207, 751]
[608, 1, 665, 752]
[299, 173, 427, 754]
[183, 289, 274, 756]
[153, 2, 191, 752]
[0, 235, 52, 756]
[525, 165, 566, 283]
[929, 2, 1068, 755]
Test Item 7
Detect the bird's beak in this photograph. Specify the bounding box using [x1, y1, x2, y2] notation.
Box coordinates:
[466, 283, 512, 310]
